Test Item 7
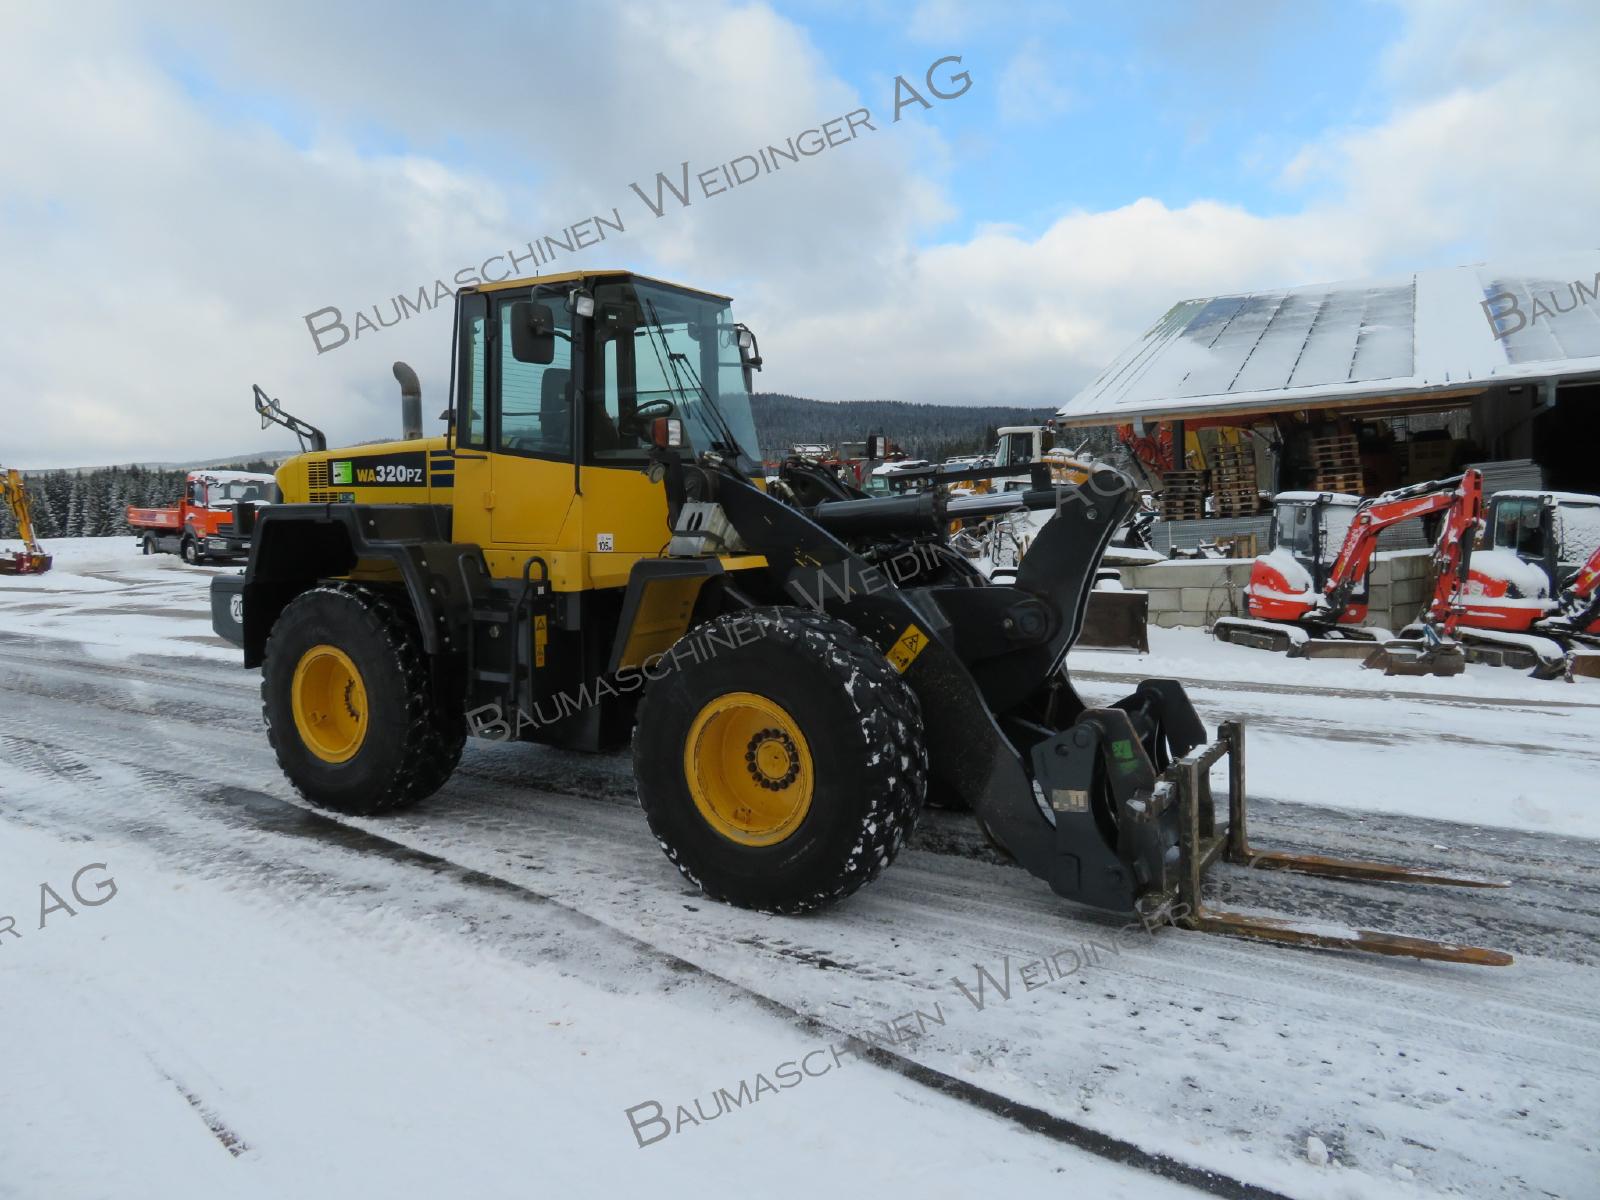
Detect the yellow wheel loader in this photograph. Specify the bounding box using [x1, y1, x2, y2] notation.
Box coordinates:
[213, 270, 1509, 963]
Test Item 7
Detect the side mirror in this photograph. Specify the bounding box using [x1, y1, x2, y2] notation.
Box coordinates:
[510, 301, 557, 364]
[735, 323, 762, 392]
[867, 434, 887, 460]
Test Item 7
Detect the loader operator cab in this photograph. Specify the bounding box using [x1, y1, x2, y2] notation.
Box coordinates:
[458, 275, 765, 474]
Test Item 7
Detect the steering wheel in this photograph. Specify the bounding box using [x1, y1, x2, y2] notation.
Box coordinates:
[620, 398, 675, 436]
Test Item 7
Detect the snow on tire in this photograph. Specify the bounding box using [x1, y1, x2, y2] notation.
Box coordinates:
[633, 606, 927, 914]
[261, 582, 465, 816]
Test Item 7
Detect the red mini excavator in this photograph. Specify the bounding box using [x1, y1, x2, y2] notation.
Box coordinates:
[1214, 471, 1483, 675]
[1429, 490, 1600, 678]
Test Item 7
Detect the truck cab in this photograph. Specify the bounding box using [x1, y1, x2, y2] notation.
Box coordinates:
[128, 469, 277, 564]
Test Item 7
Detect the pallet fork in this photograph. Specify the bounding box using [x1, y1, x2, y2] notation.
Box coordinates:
[1066, 705, 1511, 965]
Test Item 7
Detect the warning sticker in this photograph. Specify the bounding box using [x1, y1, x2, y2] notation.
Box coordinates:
[887, 624, 929, 673]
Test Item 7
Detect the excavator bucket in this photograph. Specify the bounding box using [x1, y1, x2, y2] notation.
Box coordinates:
[0, 549, 52, 575]
[1362, 638, 1466, 676]
[1079, 589, 1150, 652]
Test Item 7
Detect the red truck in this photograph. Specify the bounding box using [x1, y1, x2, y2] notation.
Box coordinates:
[127, 470, 278, 565]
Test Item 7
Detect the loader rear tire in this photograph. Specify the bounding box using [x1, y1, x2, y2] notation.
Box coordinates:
[261, 582, 464, 816]
[634, 607, 927, 914]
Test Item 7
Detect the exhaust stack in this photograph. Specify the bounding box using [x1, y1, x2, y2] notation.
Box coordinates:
[393, 361, 422, 440]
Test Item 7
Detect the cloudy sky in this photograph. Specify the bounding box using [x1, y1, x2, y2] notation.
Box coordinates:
[3, 0, 1597, 467]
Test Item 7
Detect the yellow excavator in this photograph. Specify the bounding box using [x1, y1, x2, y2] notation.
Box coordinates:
[212, 269, 1510, 965]
[0, 467, 52, 575]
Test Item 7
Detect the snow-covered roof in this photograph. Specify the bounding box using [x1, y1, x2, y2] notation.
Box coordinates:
[1059, 250, 1600, 426]
[1273, 491, 1362, 504]
[1492, 490, 1600, 504]
[191, 469, 276, 483]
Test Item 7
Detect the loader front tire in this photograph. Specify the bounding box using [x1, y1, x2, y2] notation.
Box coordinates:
[634, 607, 927, 914]
[261, 582, 464, 816]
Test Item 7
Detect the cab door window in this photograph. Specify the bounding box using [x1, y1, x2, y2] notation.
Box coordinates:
[458, 293, 489, 450]
[496, 293, 573, 459]
[1493, 499, 1543, 558]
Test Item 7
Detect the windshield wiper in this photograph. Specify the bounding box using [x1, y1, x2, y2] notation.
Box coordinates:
[641, 298, 747, 460]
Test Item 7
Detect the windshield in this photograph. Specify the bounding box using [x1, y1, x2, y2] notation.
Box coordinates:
[1276, 501, 1354, 563]
[594, 278, 764, 468]
[1321, 504, 1358, 563]
[1555, 501, 1600, 567]
[208, 480, 272, 505]
[996, 432, 1034, 469]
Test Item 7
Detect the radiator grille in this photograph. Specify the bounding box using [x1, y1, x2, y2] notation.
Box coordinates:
[307, 459, 330, 489]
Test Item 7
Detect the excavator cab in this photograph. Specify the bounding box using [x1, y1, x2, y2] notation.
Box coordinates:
[1261, 492, 1365, 608]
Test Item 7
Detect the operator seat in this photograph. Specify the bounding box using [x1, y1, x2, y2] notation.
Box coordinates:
[539, 368, 572, 451]
[538, 367, 622, 454]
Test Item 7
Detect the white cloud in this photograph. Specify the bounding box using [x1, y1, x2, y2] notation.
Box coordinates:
[996, 40, 1076, 125]
[0, 1, 1597, 466]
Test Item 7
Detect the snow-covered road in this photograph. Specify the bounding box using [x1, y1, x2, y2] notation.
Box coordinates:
[2, 539, 1597, 1199]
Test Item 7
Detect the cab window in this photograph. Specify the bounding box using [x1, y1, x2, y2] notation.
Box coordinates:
[458, 293, 488, 450]
[1493, 499, 1544, 558]
[497, 295, 574, 458]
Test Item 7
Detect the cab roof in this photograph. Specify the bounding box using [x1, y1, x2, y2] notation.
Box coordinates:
[469, 268, 731, 301]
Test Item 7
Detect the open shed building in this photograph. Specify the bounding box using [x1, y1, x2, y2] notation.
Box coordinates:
[1059, 249, 1600, 555]
[1056, 250, 1600, 629]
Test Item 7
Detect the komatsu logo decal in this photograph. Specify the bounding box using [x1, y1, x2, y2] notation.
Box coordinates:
[329, 452, 426, 488]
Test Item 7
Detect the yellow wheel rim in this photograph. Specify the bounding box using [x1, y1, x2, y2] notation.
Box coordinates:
[290, 644, 368, 764]
[684, 691, 814, 847]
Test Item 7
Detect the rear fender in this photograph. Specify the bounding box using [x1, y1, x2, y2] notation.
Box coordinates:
[229, 505, 488, 708]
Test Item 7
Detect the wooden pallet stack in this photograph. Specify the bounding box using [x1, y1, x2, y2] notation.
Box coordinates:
[1159, 469, 1209, 520]
[1210, 444, 1261, 517]
[1308, 432, 1364, 494]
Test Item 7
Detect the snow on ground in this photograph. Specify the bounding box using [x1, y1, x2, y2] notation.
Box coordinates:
[1069, 627, 1600, 840]
[3, 539, 1598, 1199]
[1, 819, 1160, 1200]
[0, 536, 240, 662]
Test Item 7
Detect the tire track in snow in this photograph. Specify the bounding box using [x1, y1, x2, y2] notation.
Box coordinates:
[4, 632, 1599, 1196]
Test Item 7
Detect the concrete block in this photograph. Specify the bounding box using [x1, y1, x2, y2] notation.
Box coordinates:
[1364, 584, 1391, 611]
[1392, 577, 1432, 607]
[1378, 550, 1434, 581]
[1143, 588, 1183, 611]
[1390, 599, 1427, 627]
[1122, 562, 1241, 589]
[1181, 586, 1238, 616]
